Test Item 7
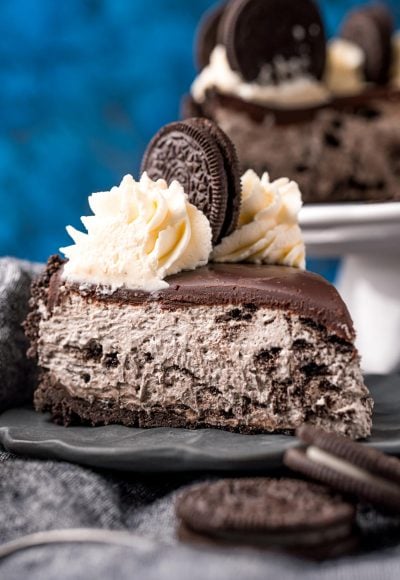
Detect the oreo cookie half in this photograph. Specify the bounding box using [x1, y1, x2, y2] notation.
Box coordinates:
[141, 119, 241, 243]
[186, 117, 241, 238]
[220, 0, 326, 83]
[284, 424, 400, 513]
[176, 478, 357, 558]
[196, 2, 227, 71]
[341, 4, 394, 84]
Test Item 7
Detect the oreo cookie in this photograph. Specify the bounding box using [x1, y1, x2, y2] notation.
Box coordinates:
[176, 478, 357, 558]
[341, 4, 394, 84]
[220, 0, 326, 83]
[187, 117, 241, 238]
[141, 119, 241, 243]
[196, 2, 227, 70]
[284, 424, 400, 513]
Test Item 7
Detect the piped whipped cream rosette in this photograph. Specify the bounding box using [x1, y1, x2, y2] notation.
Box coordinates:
[212, 169, 305, 269]
[61, 173, 212, 291]
[192, 45, 331, 108]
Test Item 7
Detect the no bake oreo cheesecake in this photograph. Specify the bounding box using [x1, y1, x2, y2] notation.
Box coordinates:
[25, 119, 372, 438]
[185, 0, 400, 203]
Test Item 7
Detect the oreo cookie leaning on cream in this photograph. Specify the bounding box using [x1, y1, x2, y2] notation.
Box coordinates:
[176, 478, 358, 559]
[284, 425, 400, 513]
[25, 120, 372, 438]
[141, 119, 241, 244]
[188, 117, 241, 238]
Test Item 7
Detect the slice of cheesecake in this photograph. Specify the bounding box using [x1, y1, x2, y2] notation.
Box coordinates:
[25, 255, 372, 439]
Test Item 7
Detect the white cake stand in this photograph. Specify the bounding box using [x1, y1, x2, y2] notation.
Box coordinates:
[299, 202, 400, 374]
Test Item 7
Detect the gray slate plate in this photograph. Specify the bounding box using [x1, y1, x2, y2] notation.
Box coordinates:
[0, 375, 399, 472]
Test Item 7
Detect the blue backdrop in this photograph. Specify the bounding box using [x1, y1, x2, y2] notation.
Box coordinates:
[0, 0, 399, 271]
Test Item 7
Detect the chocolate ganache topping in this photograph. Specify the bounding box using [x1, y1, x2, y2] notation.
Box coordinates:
[46, 258, 354, 342]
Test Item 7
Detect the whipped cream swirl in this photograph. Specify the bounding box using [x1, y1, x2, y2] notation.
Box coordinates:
[61, 173, 212, 291]
[191, 42, 374, 106]
[324, 39, 366, 95]
[191, 45, 330, 108]
[212, 170, 305, 269]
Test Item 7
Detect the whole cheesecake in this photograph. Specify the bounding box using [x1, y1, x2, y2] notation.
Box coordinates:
[185, 0, 400, 203]
[26, 256, 372, 438]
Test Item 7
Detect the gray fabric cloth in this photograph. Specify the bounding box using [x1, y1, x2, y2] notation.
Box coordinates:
[0, 257, 42, 411]
[1, 453, 400, 580]
[1, 257, 400, 579]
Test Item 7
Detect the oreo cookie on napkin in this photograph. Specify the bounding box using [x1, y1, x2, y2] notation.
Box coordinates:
[141, 118, 241, 243]
[284, 425, 400, 514]
[341, 3, 394, 84]
[176, 478, 358, 559]
[220, 0, 326, 83]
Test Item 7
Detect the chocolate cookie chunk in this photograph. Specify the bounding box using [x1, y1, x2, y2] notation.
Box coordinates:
[176, 478, 356, 557]
[186, 117, 241, 237]
[284, 425, 400, 513]
[196, 2, 227, 70]
[220, 0, 326, 83]
[141, 120, 240, 243]
[341, 4, 394, 84]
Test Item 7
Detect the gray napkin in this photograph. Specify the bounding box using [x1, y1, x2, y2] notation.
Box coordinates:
[1, 454, 400, 580]
[0, 258, 43, 411]
[2, 256, 400, 579]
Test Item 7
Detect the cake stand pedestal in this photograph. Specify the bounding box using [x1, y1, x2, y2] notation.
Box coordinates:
[300, 202, 400, 374]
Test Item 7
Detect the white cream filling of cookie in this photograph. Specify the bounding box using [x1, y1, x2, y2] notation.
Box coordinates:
[306, 446, 400, 495]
